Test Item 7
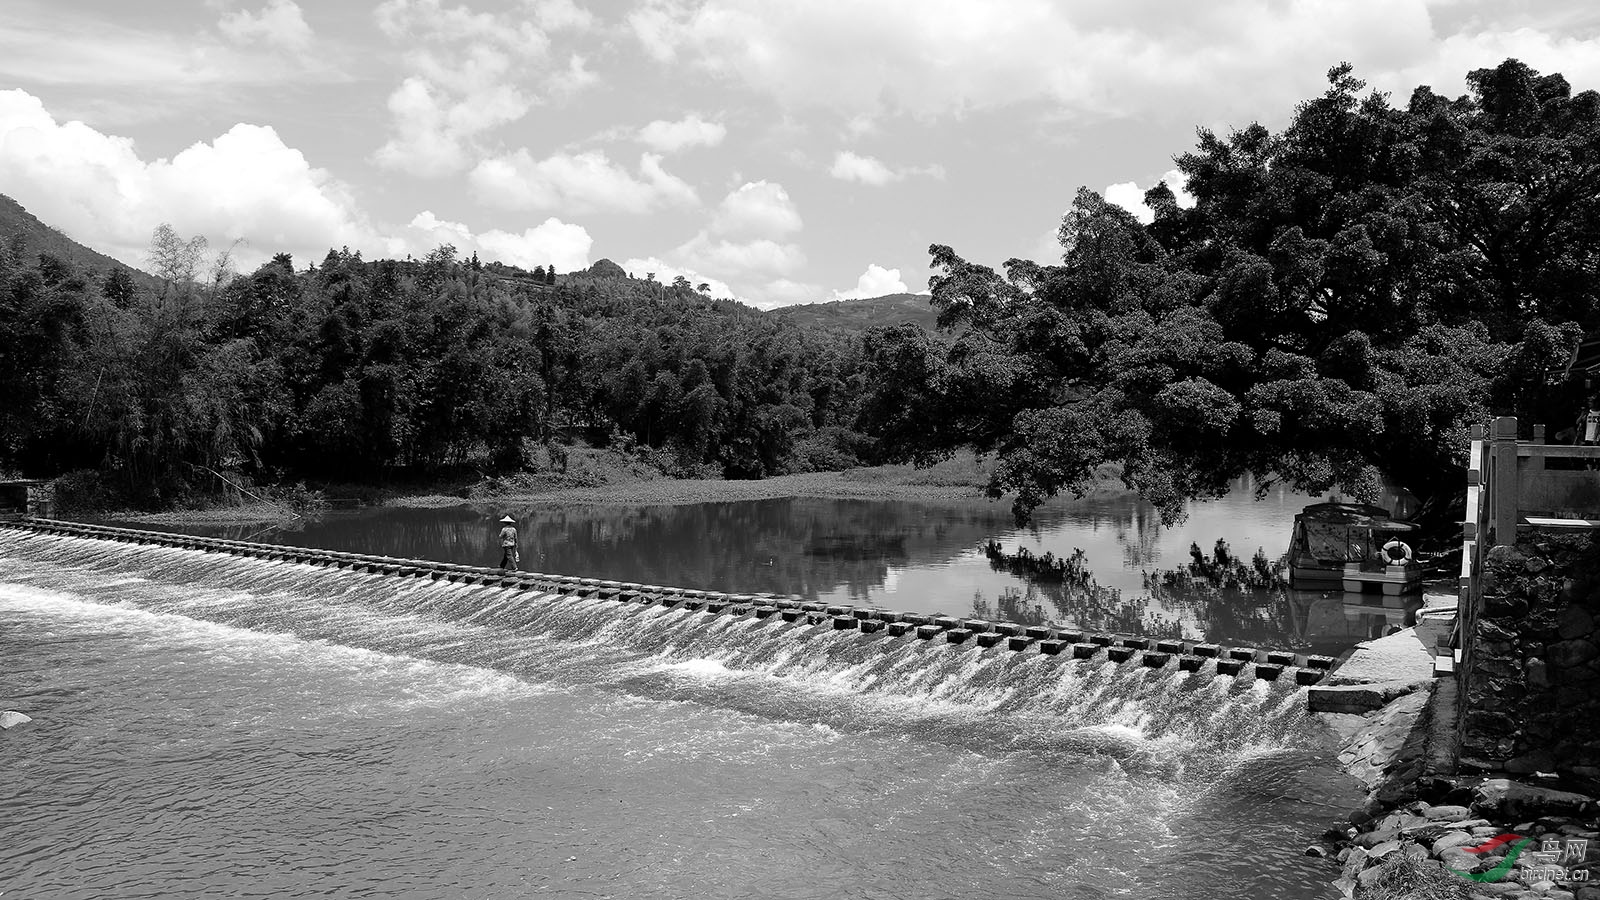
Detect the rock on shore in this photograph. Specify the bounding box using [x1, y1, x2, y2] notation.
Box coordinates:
[1334, 782, 1599, 899]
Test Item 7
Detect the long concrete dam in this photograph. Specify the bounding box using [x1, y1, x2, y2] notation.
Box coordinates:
[0, 517, 1334, 685]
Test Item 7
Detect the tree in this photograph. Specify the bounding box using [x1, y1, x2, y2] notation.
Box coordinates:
[102, 266, 137, 307]
[864, 58, 1600, 527]
[147, 223, 207, 288]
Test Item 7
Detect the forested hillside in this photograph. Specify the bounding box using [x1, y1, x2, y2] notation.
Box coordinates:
[770, 293, 939, 332]
[0, 220, 876, 507]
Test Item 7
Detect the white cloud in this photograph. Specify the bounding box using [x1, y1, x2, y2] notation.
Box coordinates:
[1103, 168, 1195, 225]
[638, 114, 727, 153]
[0, 88, 591, 276]
[623, 0, 1600, 124]
[676, 233, 806, 274]
[829, 151, 895, 185]
[371, 0, 595, 176]
[0, 1, 340, 111]
[548, 54, 600, 96]
[218, 0, 313, 51]
[0, 89, 373, 269]
[619, 256, 735, 299]
[1029, 168, 1198, 260]
[469, 149, 698, 214]
[407, 211, 591, 271]
[638, 180, 812, 307]
[828, 150, 943, 186]
[709, 180, 801, 238]
[1384, 27, 1600, 100]
[830, 263, 910, 300]
[529, 0, 596, 31]
[751, 278, 823, 309]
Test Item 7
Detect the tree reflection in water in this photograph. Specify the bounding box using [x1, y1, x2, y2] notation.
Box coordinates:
[977, 538, 1306, 646]
[975, 541, 1178, 637]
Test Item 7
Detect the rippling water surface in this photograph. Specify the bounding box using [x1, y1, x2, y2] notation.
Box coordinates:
[0, 530, 1361, 899]
[121, 474, 1409, 651]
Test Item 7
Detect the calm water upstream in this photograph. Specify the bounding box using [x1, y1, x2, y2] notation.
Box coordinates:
[1, 481, 1378, 898]
[123, 474, 1411, 653]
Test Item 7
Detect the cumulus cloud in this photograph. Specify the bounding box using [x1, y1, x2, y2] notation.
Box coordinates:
[828, 150, 943, 186]
[709, 180, 801, 238]
[752, 278, 823, 309]
[618, 256, 735, 299]
[529, 0, 596, 31]
[638, 114, 727, 152]
[675, 234, 806, 275]
[1103, 168, 1196, 225]
[218, 0, 313, 51]
[641, 179, 812, 307]
[830, 263, 910, 300]
[0, 88, 373, 268]
[1030, 168, 1198, 261]
[371, 0, 596, 176]
[407, 211, 591, 271]
[469, 149, 698, 214]
[0, 88, 592, 275]
[623, 0, 1600, 124]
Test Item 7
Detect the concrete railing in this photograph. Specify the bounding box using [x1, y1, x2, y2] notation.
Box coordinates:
[1, 517, 1334, 684]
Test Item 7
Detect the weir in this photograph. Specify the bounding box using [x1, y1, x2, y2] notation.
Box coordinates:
[0, 517, 1332, 687]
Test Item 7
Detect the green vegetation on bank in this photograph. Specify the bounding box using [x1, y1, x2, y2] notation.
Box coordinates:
[0, 227, 882, 509]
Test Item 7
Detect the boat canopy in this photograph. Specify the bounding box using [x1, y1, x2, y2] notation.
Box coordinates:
[1297, 502, 1419, 533]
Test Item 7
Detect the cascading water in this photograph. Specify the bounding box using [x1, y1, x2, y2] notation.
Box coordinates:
[0, 529, 1362, 899]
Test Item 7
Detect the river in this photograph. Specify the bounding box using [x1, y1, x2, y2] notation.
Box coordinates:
[0, 482, 1372, 898]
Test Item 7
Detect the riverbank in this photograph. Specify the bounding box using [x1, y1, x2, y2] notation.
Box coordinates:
[107, 454, 1128, 526]
[1317, 622, 1600, 899]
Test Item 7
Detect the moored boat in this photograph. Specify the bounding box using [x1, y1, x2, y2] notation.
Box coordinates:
[1287, 502, 1422, 595]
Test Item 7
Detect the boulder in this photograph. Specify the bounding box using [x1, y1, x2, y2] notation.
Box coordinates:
[1436, 847, 1480, 871]
[1473, 778, 1598, 819]
[0, 711, 31, 729]
[1431, 831, 1479, 855]
[1368, 840, 1401, 859]
[1354, 829, 1400, 849]
[1425, 804, 1472, 821]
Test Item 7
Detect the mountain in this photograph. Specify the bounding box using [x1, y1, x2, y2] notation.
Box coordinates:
[769, 292, 938, 332]
[0, 194, 156, 286]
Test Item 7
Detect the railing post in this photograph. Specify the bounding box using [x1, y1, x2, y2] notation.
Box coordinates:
[1531, 424, 1546, 472]
[1490, 416, 1519, 546]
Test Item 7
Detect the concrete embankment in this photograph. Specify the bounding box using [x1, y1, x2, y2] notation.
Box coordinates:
[1316, 611, 1600, 898]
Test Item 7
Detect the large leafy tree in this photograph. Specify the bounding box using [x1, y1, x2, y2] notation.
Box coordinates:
[863, 59, 1598, 527]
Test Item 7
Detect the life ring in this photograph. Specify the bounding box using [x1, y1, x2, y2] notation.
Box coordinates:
[1380, 539, 1413, 565]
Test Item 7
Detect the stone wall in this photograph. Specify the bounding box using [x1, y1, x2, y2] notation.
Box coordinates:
[1458, 532, 1600, 790]
[25, 482, 54, 517]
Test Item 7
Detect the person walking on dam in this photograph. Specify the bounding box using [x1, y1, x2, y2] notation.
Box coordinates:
[497, 515, 519, 570]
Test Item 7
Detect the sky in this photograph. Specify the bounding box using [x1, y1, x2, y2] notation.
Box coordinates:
[2, 1, 1599, 309]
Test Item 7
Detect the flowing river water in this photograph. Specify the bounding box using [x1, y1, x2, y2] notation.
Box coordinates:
[0, 484, 1373, 898]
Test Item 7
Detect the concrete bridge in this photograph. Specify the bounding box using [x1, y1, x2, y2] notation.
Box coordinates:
[0, 517, 1337, 686]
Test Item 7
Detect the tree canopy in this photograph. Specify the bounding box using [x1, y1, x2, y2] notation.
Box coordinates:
[861, 59, 1600, 525]
[0, 230, 872, 506]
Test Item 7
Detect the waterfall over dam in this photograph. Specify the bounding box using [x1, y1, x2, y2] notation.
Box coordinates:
[0, 520, 1332, 763]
